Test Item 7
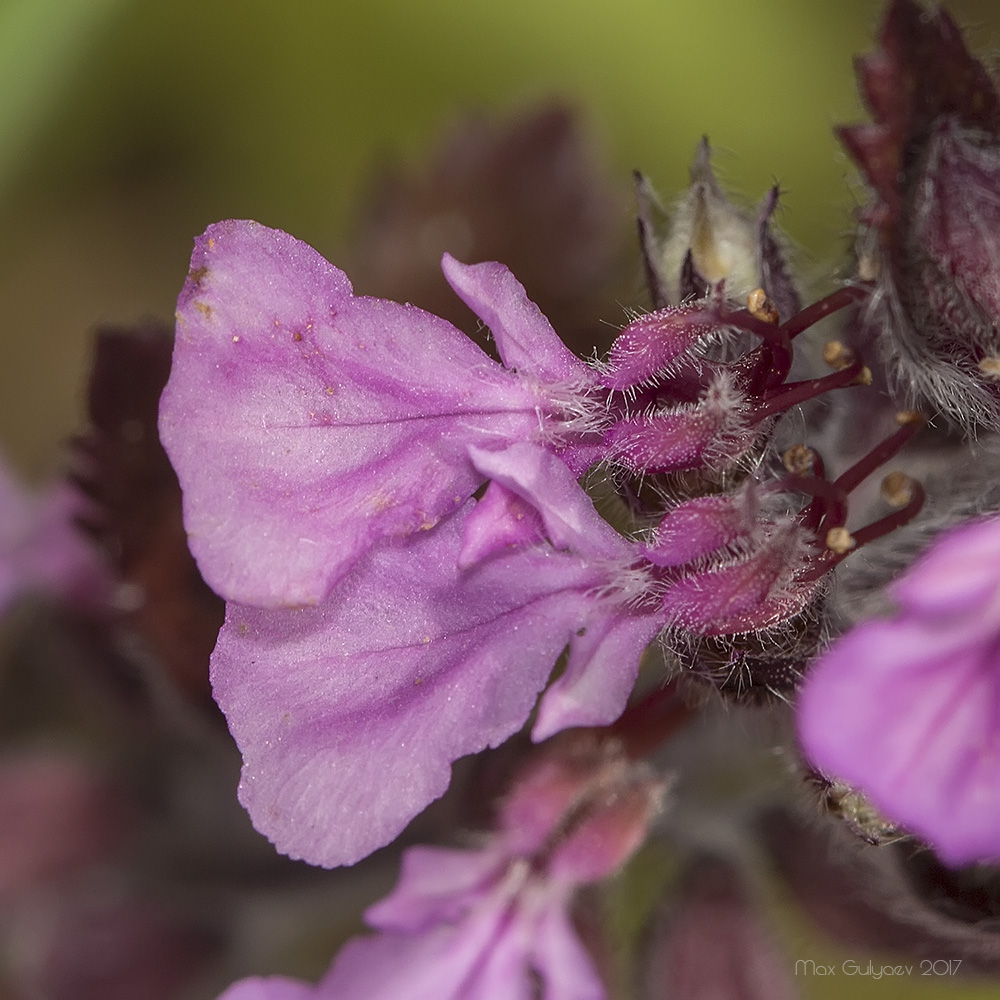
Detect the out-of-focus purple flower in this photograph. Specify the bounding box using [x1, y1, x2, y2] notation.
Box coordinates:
[643, 860, 800, 1000]
[13, 896, 215, 1000]
[218, 980, 316, 1000]
[159, 220, 602, 610]
[797, 515, 1000, 866]
[0, 751, 215, 1000]
[0, 449, 108, 617]
[0, 753, 128, 900]
[220, 736, 662, 1000]
[347, 103, 629, 358]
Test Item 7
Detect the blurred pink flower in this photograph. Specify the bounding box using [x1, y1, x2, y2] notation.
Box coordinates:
[798, 515, 1000, 865]
[0, 449, 108, 617]
[220, 737, 662, 1000]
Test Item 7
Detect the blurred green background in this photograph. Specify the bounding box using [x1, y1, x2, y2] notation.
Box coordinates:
[1, 2, 1000, 997]
[1, 0, 998, 478]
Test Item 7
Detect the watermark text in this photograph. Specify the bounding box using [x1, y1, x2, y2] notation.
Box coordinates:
[794, 959, 962, 980]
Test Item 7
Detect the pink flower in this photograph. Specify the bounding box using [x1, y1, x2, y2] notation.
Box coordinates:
[0, 449, 108, 617]
[797, 515, 1000, 866]
[164, 219, 902, 869]
[219, 737, 662, 1000]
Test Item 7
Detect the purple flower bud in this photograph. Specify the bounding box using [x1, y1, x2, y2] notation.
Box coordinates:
[659, 520, 819, 636]
[840, 0, 1000, 432]
[637, 139, 799, 319]
[600, 305, 719, 391]
[0, 449, 110, 618]
[602, 372, 757, 475]
[641, 488, 760, 568]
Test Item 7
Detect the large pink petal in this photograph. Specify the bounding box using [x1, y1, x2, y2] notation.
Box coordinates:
[160, 220, 541, 608]
[212, 507, 610, 867]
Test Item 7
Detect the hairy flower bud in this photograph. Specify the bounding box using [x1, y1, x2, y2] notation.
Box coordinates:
[637, 139, 799, 319]
[841, 0, 1000, 433]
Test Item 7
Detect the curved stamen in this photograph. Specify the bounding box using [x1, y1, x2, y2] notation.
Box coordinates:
[797, 476, 925, 583]
[780, 474, 849, 532]
[782, 444, 825, 479]
[755, 358, 868, 420]
[846, 477, 926, 549]
[833, 412, 924, 496]
[779, 285, 870, 341]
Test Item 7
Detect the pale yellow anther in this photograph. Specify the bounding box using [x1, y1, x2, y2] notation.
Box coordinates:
[880, 471, 913, 508]
[826, 526, 856, 555]
[894, 410, 924, 426]
[782, 444, 816, 475]
[822, 339, 856, 370]
[747, 288, 780, 325]
[852, 366, 873, 387]
[978, 357, 1000, 379]
[857, 249, 881, 283]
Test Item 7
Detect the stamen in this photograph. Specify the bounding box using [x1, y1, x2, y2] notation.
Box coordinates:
[825, 526, 856, 554]
[880, 470, 913, 507]
[782, 444, 818, 476]
[747, 288, 780, 325]
[833, 412, 924, 496]
[737, 328, 793, 393]
[857, 251, 879, 283]
[739, 288, 868, 396]
[755, 358, 865, 420]
[978, 357, 1000, 379]
[782, 473, 848, 531]
[849, 477, 925, 548]
[797, 477, 926, 583]
[778, 285, 868, 341]
[822, 340, 857, 370]
[786, 417, 924, 547]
